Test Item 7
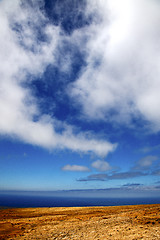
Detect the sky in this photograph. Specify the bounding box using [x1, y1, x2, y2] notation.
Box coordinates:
[0, 0, 160, 198]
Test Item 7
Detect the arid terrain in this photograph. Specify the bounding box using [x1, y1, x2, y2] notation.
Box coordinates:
[0, 204, 160, 239]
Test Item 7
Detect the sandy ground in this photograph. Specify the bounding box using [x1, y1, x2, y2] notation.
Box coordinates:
[0, 204, 160, 239]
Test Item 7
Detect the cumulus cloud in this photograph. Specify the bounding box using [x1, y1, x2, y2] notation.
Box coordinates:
[71, 0, 160, 130]
[62, 164, 90, 172]
[91, 160, 112, 172]
[0, 0, 116, 157]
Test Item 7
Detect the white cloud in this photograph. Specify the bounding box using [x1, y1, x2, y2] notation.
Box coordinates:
[0, 0, 116, 157]
[91, 160, 112, 172]
[71, 0, 160, 130]
[62, 164, 90, 172]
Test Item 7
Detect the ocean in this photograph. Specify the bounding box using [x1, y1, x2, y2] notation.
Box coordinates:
[0, 194, 160, 208]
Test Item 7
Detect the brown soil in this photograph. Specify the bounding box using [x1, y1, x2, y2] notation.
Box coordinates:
[0, 204, 160, 239]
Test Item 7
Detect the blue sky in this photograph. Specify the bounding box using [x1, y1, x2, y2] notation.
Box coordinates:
[0, 0, 160, 198]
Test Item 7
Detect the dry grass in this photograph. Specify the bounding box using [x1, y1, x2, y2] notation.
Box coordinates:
[0, 204, 160, 239]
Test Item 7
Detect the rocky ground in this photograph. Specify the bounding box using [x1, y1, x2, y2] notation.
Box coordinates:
[0, 204, 160, 239]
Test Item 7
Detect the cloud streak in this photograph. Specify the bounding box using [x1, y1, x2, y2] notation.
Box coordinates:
[62, 164, 90, 172]
[1, 184, 160, 198]
[77, 171, 147, 182]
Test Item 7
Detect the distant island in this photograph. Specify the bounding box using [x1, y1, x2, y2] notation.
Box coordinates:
[0, 204, 160, 239]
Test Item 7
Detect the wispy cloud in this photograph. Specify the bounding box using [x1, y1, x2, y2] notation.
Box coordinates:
[62, 164, 90, 172]
[71, 0, 160, 130]
[1, 184, 160, 198]
[78, 174, 108, 182]
[109, 171, 147, 180]
[140, 145, 160, 153]
[133, 155, 159, 170]
[0, 0, 117, 157]
[77, 171, 147, 182]
[155, 181, 160, 184]
[122, 183, 143, 187]
[1, 0, 160, 159]
[152, 169, 160, 176]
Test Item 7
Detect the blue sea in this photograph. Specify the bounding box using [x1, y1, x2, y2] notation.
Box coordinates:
[0, 194, 160, 208]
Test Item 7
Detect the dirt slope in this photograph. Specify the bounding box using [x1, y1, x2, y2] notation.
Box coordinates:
[0, 204, 160, 239]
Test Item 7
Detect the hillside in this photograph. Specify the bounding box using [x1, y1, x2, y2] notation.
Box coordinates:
[0, 204, 160, 239]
